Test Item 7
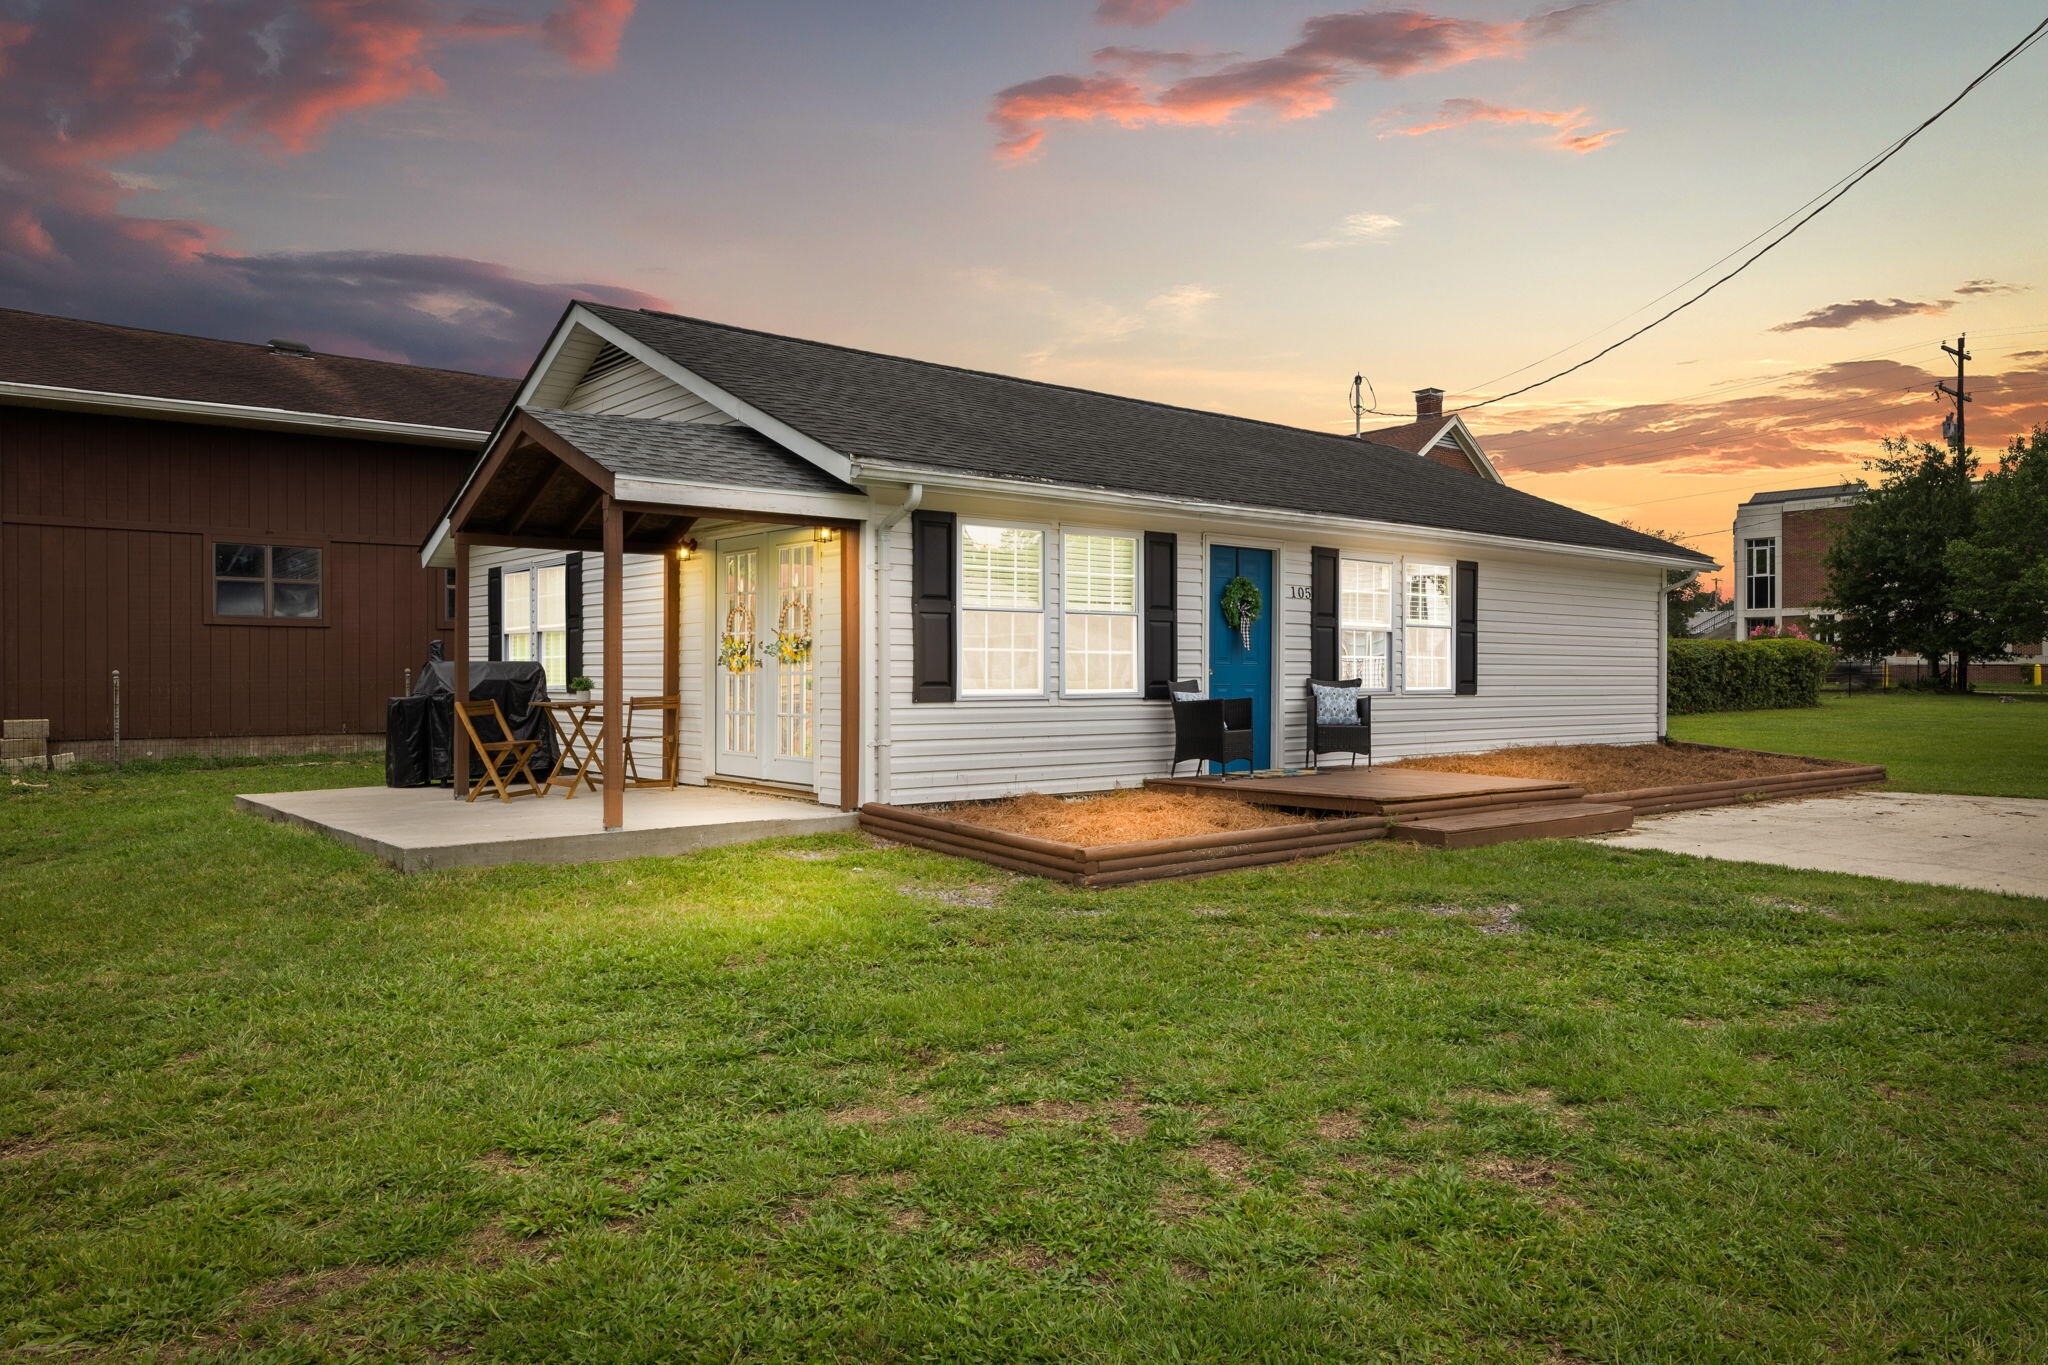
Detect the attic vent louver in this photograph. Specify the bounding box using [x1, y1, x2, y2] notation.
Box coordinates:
[582, 342, 635, 385]
[268, 338, 313, 357]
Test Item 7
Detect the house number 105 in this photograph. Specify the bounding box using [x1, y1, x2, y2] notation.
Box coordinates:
[1287, 585, 1312, 600]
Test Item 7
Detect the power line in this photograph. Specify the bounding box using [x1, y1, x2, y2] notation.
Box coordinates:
[1356, 15, 2048, 419]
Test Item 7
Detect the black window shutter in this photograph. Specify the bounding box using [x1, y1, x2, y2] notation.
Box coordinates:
[1142, 531, 1178, 698]
[485, 566, 503, 661]
[563, 552, 584, 681]
[910, 509, 957, 703]
[1455, 559, 1479, 695]
[1309, 546, 1339, 680]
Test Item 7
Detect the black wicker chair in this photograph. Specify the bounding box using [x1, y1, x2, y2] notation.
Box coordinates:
[1306, 677, 1373, 768]
[1167, 678, 1255, 779]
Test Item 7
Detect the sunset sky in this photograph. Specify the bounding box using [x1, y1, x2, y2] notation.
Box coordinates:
[4, 0, 2045, 587]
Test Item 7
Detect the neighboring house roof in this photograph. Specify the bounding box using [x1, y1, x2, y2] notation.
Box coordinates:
[1358, 412, 1502, 483]
[577, 303, 1710, 566]
[525, 408, 859, 495]
[0, 307, 516, 433]
[1741, 483, 1860, 506]
[1356, 417, 1449, 454]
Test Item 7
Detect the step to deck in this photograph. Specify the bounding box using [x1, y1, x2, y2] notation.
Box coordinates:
[1392, 800, 1636, 850]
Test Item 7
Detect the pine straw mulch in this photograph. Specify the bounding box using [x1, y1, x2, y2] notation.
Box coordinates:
[1389, 741, 1849, 793]
[938, 788, 1315, 846]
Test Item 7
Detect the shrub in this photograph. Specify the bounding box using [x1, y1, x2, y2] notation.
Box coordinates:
[1668, 637, 1832, 714]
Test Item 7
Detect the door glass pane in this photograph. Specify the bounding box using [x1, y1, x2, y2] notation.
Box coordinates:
[774, 542, 816, 760]
[215, 580, 266, 617]
[721, 549, 758, 755]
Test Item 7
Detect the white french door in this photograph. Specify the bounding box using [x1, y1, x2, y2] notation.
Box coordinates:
[714, 528, 819, 787]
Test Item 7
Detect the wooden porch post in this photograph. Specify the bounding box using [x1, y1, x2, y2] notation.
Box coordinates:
[601, 497, 625, 831]
[662, 538, 681, 782]
[452, 534, 471, 800]
[838, 526, 861, 811]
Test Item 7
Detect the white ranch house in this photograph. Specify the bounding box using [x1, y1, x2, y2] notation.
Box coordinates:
[421, 302, 1713, 827]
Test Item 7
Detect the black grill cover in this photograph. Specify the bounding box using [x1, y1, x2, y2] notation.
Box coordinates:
[385, 661, 557, 786]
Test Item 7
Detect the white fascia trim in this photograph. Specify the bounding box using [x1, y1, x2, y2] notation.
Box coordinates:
[1440, 416, 1505, 484]
[566, 307, 856, 484]
[851, 462, 1717, 572]
[611, 476, 872, 523]
[422, 517, 455, 569]
[0, 380, 488, 448]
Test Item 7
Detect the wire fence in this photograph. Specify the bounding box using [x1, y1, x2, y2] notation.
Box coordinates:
[4, 668, 418, 774]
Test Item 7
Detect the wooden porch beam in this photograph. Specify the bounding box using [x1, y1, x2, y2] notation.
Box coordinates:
[452, 532, 676, 556]
[838, 525, 861, 811]
[567, 485, 605, 537]
[601, 496, 626, 832]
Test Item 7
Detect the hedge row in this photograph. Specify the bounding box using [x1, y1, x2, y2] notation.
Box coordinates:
[1668, 637, 1832, 714]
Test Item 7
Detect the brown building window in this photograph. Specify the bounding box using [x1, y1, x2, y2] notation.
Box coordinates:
[437, 568, 458, 629]
[209, 542, 325, 624]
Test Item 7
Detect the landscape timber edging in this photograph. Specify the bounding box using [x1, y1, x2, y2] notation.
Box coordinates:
[1590, 759, 1886, 815]
[858, 802, 1388, 888]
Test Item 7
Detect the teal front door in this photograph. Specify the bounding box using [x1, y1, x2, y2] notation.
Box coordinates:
[1208, 545, 1272, 771]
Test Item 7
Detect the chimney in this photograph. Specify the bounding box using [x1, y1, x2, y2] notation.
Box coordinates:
[1415, 387, 1443, 422]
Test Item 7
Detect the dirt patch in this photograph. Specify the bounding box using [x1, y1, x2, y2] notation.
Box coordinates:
[244, 1266, 376, 1314]
[948, 1083, 1151, 1140]
[825, 1094, 932, 1125]
[1448, 1088, 1588, 1129]
[935, 788, 1313, 845]
[1184, 1138, 1256, 1183]
[1411, 903, 1524, 934]
[1468, 1157, 1576, 1208]
[464, 1226, 556, 1266]
[473, 1151, 537, 1176]
[1391, 741, 1846, 791]
[977, 1244, 1063, 1271]
[914, 883, 1011, 909]
[1313, 1113, 1364, 1141]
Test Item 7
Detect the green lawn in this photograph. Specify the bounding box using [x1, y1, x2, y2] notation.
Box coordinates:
[1669, 691, 2048, 800]
[4, 762, 2047, 1362]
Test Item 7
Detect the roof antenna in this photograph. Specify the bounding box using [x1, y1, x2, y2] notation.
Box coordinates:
[1349, 373, 1376, 436]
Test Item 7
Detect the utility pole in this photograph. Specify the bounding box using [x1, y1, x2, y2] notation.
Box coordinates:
[1937, 334, 1970, 452]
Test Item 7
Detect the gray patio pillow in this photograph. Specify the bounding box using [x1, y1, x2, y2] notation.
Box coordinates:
[1170, 687, 1203, 705]
[1311, 682, 1360, 727]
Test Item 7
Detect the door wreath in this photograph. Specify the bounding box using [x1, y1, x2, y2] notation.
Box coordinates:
[718, 602, 759, 673]
[1220, 575, 1263, 651]
[767, 597, 813, 665]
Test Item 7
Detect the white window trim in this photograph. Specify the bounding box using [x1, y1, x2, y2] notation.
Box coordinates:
[502, 556, 571, 687]
[957, 518, 1051, 701]
[1337, 553, 1396, 693]
[1058, 526, 1144, 700]
[1744, 537, 1778, 612]
[1401, 557, 1455, 695]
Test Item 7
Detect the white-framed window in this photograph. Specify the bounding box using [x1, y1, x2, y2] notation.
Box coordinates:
[1744, 537, 1778, 610]
[503, 560, 569, 689]
[960, 523, 1046, 697]
[1404, 560, 1453, 692]
[1061, 531, 1141, 696]
[1338, 558, 1393, 690]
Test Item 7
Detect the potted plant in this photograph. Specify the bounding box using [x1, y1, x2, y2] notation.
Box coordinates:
[565, 675, 595, 702]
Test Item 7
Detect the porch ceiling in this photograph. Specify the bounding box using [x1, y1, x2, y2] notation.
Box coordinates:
[451, 409, 694, 554]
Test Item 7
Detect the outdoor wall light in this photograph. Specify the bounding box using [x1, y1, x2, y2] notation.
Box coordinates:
[676, 538, 697, 561]
[816, 526, 839, 543]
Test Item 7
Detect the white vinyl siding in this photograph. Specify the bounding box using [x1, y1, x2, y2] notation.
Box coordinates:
[880, 493, 1666, 805]
[959, 524, 1046, 698]
[1338, 558, 1392, 690]
[1061, 532, 1140, 696]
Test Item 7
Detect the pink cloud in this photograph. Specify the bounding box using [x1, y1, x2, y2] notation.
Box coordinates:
[1376, 96, 1622, 152]
[1096, 0, 1194, 27]
[0, 1, 653, 373]
[991, 2, 1616, 162]
[1769, 297, 1954, 332]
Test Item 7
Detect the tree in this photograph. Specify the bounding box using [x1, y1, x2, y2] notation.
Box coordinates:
[1818, 438, 1983, 689]
[1614, 520, 1728, 636]
[1947, 425, 2048, 662]
[1667, 573, 1729, 637]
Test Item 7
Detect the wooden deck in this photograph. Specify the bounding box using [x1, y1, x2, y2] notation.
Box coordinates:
[1146, 766, 1581, 815]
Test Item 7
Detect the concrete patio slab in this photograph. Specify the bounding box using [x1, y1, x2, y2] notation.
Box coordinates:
[1597, 789, 2048, 897]
[236, 784, 857, 873]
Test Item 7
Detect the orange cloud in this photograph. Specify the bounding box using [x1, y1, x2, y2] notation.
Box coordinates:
[1097, 0, 1194, 26]
[1376, 97, 1622, 152]
[1770, 297, 1954, 332]
[992, 2, 1617, 161]
[0, 2, 656, 372]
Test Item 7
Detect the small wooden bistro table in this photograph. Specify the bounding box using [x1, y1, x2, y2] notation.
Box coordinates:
[538, 700, 607, 798]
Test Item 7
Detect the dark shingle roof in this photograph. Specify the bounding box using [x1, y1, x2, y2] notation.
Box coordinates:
[1742, 484, 1860, 506]
[0, 307, 516, 431]
[525, 408, 860, 495]
[580, 303, 1710, 565]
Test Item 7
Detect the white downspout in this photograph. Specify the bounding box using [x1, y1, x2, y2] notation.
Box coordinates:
[869, 484, 922, 805]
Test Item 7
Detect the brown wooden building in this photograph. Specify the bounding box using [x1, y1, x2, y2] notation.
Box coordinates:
[0, 309, 516, 757]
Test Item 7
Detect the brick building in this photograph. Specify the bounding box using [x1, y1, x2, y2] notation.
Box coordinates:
[1731, 482, 2045, 682]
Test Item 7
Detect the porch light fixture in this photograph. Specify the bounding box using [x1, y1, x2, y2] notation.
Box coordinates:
[676, 538, 697, 561]
[815, 526, 839, 543]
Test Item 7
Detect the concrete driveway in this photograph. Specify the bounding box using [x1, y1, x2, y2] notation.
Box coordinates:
[1597, 789, 2048, 898]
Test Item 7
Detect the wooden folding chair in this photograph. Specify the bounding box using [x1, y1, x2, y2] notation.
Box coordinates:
[454, 699, 545, 802]
[623, 694, 680, 789]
